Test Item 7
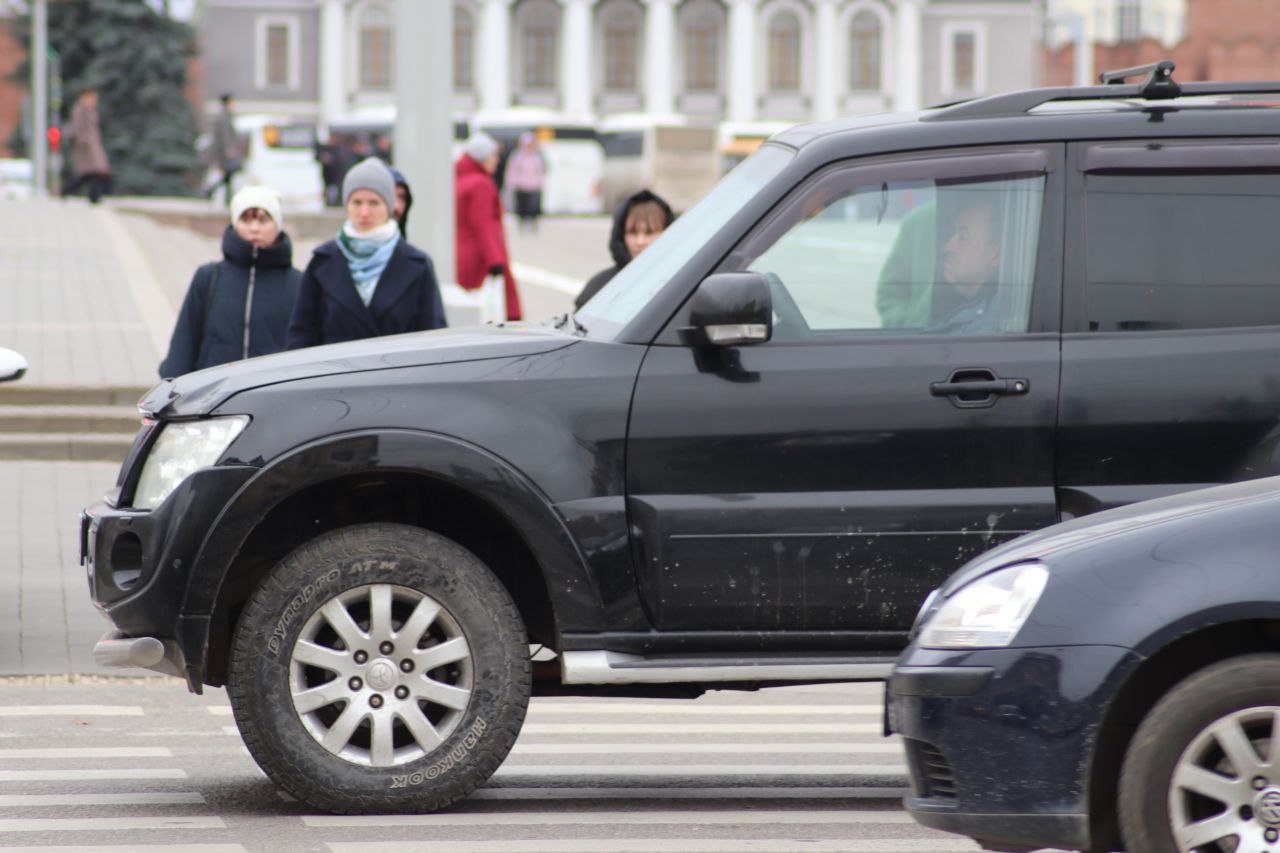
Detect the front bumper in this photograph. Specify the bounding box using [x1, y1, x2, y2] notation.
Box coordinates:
[82, 464, 256, 686]
[888, 643, 1140, 853]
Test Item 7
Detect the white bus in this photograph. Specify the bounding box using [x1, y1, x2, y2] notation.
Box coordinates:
[472, 108, 604, 216]
[202, 115, 325, 211]
[598, 114, 719, 214]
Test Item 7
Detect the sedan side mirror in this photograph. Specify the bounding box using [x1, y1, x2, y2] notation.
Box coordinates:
[0, 348, 27, 383]
[682, 272, 772, 347]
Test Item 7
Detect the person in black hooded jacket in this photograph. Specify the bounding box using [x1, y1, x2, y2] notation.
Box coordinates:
[574, 189, 674, 310]
[388, 166, 413, 239]
[159, 186, 301, 378]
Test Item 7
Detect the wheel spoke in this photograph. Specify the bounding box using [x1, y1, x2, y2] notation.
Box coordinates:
[416, 677, 471, 711]
[395, 597, 441, 647]
[292, 678, 349, 715]
[320, 703, 367, 754]
[1174, 763, 1244, 806]
[1175, 810, 1241, 850]
[398, 705, 445, 753]
[1269, 710, 1280, 767]
[320, 598, 367, 651]
[369, 711, 395, 767]
[292, 640, 352, 676]
[412, 637, 470, 673]
[368, 585, 394, 642]
[1213, 716, 1265, 778]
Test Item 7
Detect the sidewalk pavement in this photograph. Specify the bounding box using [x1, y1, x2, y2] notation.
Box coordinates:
[1, 196, 610, 677]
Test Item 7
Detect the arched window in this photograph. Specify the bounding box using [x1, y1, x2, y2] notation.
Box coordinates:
[359, 5, 393, 91]
[768, 11, 801, 92]
[601, 1, 642, 92]
[520, 0, 560, 90]
[849, 10, 881, 91]
[455, 5, 474, 91]
[681, 0, 722, 93]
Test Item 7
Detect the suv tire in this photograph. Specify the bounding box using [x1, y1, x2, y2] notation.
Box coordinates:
[1119, 653, 1280, 853]
[227, 523, 530, 814]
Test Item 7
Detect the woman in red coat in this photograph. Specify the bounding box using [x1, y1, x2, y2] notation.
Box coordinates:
[454, 132, 522, 321]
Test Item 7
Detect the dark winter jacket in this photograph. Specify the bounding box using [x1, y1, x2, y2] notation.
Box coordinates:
[388, 166, 414, 239]
[574, 189, 675, 310]
[158, 227, 301, 378]
[455, 154, 523, 320]
[286, 237, 447, 349]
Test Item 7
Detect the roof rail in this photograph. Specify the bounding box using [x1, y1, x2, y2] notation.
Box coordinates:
[924, 61, 1280, 122]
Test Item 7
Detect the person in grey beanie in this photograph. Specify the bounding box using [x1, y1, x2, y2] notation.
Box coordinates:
[287, 157, 446, 348]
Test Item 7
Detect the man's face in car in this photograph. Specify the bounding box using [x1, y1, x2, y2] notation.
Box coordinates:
[941, 203, 1000, 297]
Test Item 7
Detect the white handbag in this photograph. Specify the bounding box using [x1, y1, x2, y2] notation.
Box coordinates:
[479, 272, 506, 325]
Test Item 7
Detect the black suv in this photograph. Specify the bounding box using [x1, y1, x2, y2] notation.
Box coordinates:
[84, 63, 1280, 813]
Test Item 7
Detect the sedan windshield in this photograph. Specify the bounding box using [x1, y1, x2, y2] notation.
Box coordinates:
[574, 144, 794, 339]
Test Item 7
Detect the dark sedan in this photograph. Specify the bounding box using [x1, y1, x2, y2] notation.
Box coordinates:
[890, 475, 1280, 853]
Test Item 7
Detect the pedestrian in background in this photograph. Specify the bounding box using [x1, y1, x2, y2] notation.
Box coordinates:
[205, 93, 242, 204]
[287, 157, 446, 349]
[575, 189, 674, 309]
[64, 88, 111, 204]
[159, 186, 300, 378]
[388, 166, 414, 239]
[505, 132, 546, 234]
[455, 132, 522, 322]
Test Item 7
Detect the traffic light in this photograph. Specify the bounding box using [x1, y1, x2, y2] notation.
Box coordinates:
[46, 126, 60, 151]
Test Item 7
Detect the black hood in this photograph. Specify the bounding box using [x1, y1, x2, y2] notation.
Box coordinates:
[389, 166, 413, 239]
[607, 190, 675, 268]
[220, 225, 294, 269]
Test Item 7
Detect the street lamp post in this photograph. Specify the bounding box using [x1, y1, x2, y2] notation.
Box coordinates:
[31, 0, 47, 196]
[394, 0, 455, 289]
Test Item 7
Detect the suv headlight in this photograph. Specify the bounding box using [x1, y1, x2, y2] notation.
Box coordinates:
[917, 562, 1048, 649]
[133, 416, 248, 510]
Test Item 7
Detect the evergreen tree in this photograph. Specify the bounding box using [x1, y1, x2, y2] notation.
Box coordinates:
[11, 0, 200, 195]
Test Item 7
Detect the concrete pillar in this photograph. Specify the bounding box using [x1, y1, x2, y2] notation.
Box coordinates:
[894, 0, 922, 112]
[644, 0, 677, 115]
[726, 0, 756, 122]
[396, 0, 455, 287]
[560, 0, 594, 120]
[1072, 12, 1096, 87]
[480, 0, 513, 112]
[813, 0, 839, 121]
[319, 0, 346, 131]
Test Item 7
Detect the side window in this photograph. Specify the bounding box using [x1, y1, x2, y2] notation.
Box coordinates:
[1084, 170, 1280, 332]
[722, 151, 1049, 339]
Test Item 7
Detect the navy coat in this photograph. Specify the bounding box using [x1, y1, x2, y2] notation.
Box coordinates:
[159, 227, 301, 378]
[287, 237, 447, 349]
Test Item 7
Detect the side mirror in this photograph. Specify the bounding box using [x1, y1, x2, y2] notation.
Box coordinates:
[682, 272, 772, 347]
[0, 348, 27, 383]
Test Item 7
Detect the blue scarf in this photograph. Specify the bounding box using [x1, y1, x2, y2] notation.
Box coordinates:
[337, 220, 400, 306]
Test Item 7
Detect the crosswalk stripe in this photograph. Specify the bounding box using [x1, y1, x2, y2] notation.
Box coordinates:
[525, 704, 882, 716]
[304, 809, 918, 827]
[0, 793, 205, 807]
[471, 786, 905, 801]
[0, 706, 143, 717]
[492, 764, 906, 777]
[0, 747, 170, 759]
[327, 839, 978, 852]
[0, 847, 247, 853]
[521, 723, 881, 734]
[0, 817, 224, 832]
[0, 769, 187, 781]
[509, 741, 903, 754]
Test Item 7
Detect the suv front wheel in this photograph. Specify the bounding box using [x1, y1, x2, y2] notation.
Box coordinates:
[227, 523, 531, 813]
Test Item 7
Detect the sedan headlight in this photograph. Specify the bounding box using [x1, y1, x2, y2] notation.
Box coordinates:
[917, 562, 1048, 649]
[133, 416, 248, 510]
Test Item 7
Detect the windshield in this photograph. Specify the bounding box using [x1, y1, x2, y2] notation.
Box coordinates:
[574, 144, 793, 338]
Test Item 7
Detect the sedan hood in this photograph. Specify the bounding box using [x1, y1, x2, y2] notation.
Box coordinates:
[939, 475, 1280, 597]
[143, 324, 577, 417]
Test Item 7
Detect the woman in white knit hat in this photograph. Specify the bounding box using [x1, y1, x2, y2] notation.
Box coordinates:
[159, 185, 301, 378]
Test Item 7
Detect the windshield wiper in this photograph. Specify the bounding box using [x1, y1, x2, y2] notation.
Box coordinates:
[552, 312, 588, 336]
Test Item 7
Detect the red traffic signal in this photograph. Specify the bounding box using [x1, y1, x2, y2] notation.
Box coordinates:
[46, 126, 60, 151]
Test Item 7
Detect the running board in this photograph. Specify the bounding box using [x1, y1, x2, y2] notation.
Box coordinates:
[561, 650, 894, 685]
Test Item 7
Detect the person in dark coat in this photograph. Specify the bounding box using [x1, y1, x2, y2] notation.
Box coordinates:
[287, 157, 446, 349]
[455, 133, 523, 321]
[64, 88, 111, 204]
[159, 186, 300, 378]
[575, 189, 675, 310]
[388, 166, 414, 239]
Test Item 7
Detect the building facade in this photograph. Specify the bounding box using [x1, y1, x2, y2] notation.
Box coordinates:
[200, 0, 1042, 128]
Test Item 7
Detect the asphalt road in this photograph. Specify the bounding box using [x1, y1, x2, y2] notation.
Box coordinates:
[0, 677, 997, 853]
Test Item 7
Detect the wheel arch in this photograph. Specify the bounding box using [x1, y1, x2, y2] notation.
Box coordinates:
[182, 429, 604, 686]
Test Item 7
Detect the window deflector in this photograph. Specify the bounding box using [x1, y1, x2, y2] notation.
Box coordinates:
[1084, 140, 1280, 172]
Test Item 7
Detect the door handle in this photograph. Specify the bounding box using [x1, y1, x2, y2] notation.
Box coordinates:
[930, 369, 1029, 409]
